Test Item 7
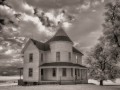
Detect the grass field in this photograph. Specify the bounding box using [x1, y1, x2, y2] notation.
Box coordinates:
[0, 84, 120, 90]
[0, 76, 120, 90]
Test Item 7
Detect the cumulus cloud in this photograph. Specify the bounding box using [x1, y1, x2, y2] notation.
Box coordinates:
[81, 1, 90, 10]
[8, 0, 34, 15]
[0, 5, 16, 23]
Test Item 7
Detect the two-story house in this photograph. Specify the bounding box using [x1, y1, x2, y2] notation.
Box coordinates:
[21, 27, 88, 85]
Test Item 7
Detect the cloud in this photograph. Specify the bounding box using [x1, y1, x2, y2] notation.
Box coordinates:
[101, 0, 105, 3]
[75, 30, 102, 52]
[18, 14, 54, 41]
[8, 0, 34, 15]
[0, 5, 16, 22]
[25, 0, 84, 9]
[0, 54, 13, 60]
[0, 0, 107, 67]
[81, 1, 90, 10]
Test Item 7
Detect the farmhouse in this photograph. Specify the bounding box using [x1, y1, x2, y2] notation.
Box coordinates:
[21, 27, 88, 85]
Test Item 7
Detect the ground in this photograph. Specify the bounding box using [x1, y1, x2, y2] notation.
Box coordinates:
[0, 76, 120, 90]
[0, 84, 120, 90]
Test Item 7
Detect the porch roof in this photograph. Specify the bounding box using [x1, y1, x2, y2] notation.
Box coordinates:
[40, 62, 87, 68]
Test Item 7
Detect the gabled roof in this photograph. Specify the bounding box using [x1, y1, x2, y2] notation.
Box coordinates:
[22, 28, 83, 54]
[73, 47, 83, 55]
[40, 62, 87, 68]
[31, 39, 50, 51]
[21, 39, 50, 53]
[47, 27, 73, 43]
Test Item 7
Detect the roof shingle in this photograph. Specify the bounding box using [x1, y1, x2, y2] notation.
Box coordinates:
[40, 62, 87, 68]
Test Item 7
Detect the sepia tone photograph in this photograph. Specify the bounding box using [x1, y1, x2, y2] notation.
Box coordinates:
[0, 0, 120, 90]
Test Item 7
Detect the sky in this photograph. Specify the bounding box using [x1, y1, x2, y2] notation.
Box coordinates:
[0, 0, 114, 66]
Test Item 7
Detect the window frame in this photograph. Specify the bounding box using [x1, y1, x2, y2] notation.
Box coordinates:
[29, 53, 33, 62]
[69, 52, 71, 61]
[76, 55, 78, 63]
[56, 52, 60, 61]
[52, 68, 56, 77]
[41, 69, 43, 76]
[41, 53, 43, 62]
[28, 68, 33, 77]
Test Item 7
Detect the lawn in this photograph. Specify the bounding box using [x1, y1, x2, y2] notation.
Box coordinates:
[0, 84, 120, 90]
[0, 76, 120, 90]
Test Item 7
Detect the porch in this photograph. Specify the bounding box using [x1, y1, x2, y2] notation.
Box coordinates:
[39, 63, 88, 84]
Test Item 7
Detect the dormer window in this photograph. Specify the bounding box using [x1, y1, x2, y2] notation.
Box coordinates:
[56, 52, 60, 61]
[29, 53, 33, 62]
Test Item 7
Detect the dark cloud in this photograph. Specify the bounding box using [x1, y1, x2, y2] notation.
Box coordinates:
[0, 54, 13, 59]
[26, 0, 84, 9]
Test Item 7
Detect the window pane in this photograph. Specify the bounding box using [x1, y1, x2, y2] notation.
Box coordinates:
[41, 69, 43, 76]
[29, 53, 33, 62]
[69, 52, 71, 61]
[62, 68, 66, 76]
[76, 55, 78, 63]
[41, 53, 43, 62]
[56, 52, 60, 61]
[29, 68, 33, 77]
[52, 68, 56, 77]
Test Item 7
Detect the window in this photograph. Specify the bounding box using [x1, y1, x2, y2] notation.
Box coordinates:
[76, 55, 78, 63]
[41, 69, 43, 76]
[62, 68, 66, 76]
[69, 52, 71, 61]
[29, 53, 33, 62]
[52, 68, 56, 77]
[78, 69, 80, 76]
[28, 68, 33, 77]
[71, 68, 73, 77]
[41, 53, 43, 62]
[56, 52, 60, 61]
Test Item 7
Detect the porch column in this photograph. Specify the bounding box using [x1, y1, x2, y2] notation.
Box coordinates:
[86, 69, 88, 80]
[79, 69, 81, 80]
[38, 68, 41, 82]
[73, 68, 75, 81]
[81, 69, 83, 80]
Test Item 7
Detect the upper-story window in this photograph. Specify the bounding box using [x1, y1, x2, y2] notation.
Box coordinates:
[29, 53, 33, 62]
[56, 52, 60, 61]
[28, 68, 33, 77]
[69, 52, 71, 61]
[76, 55, 78, 63]
[41, 53, 43, 62]
[52, 68, 56, 77]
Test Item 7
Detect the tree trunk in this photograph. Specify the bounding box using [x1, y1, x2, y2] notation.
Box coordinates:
[100, 80, 103, 86]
